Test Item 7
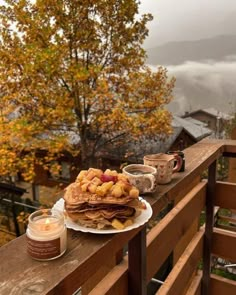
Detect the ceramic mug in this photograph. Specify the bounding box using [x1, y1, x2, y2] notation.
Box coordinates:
[122, 164, 157, 194]
[143, 153, 182, 184]
[167, 151, 185, 172]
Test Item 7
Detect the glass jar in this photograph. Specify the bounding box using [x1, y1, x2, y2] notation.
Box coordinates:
[26, 209, 67, 261]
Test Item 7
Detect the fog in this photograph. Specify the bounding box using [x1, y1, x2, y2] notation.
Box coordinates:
[139, 1, 236, 116]
[148, 57, 236, 116]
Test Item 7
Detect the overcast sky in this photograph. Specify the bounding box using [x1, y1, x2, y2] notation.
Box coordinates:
[138, 1, 236, 114]
[1, 0, 236, 48]
[0, 0, 235, 113]
[140, 0, 236, 48]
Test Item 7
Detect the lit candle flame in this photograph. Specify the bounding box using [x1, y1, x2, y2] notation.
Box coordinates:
[44, 218, 51, 231]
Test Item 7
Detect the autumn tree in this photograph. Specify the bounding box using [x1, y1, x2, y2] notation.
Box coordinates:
[0, 0, 175, 181]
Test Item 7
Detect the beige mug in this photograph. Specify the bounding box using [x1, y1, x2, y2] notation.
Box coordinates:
[122, 164, 157, 194]
[143, 153, 182, 184]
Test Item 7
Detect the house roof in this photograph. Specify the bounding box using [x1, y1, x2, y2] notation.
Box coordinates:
[100, 126, 184, 163]
[100, 116, 212, 163]
[173, 116, 212, 141]
[184, 117, 208, 127]
[202, 108, 233, 120]
[183, 108, 233, 121]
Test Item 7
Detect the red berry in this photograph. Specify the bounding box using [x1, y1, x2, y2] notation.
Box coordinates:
[100, 174, 117, 183]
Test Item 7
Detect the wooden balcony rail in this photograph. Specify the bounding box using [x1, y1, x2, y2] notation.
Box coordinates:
[1, 139, 236, 295]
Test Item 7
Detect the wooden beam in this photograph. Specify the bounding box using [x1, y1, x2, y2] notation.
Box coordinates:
[202, 160, 216, 295]
[215, 182, 236, 210]
[171, 176, 201, 205]
[81, 253, 118, 294]
[210, 273, 236, 295]
[156, 228, 204, 295]
[212, 227, 236, 262]
[147, 181, 206, 282]
[223, 152, 236, 158]
[222, 141, 236, 154]
[216, 224, 236, 233]
[89, 180, 206, 295]
[173, 217, 199, 265]
[46, 227, 142, 295]
[217, 214, 236, 224]
[88, 258, 128, 295]
[128, 226, 147, 295]
[185, 271, 202, 295]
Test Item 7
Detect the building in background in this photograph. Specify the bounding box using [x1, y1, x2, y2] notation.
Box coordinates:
[182, 108, 233, 139]
[99, 115, 212, 167]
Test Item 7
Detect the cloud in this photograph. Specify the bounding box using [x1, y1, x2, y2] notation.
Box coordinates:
[148, 58, 236, 115]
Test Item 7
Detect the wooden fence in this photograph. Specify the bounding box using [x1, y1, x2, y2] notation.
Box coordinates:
[0, 139, 236, 295]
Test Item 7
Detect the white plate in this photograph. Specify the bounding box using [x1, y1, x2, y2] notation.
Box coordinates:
[53, 198, 152, 234]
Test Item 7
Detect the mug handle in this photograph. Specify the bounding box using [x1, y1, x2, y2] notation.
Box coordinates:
[172, 154, 183, 173]
[143, 174, 157, 193]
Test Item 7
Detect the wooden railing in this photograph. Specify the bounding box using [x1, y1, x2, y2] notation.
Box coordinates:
[1, 139, 236, 295]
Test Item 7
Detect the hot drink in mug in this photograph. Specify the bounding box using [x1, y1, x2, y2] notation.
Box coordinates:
[143, 153, 182, 184]
[122, 164, 157, 194]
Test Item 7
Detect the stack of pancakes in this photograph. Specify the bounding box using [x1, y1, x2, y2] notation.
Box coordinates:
[63, 168, 146, 230]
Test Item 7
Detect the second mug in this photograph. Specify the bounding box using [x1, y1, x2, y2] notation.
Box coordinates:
[143, 153, 182, 184]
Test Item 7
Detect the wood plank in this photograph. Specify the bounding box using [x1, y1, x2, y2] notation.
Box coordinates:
[223, 136, 236, 182]
[212, 227, 236, 262]
[202, 160, 216, 295]
[172, 176, 201, 205]
[183, 140, 222, 174]
[88, 258, 128, 295]
[222, 139, 236, 154]
[48, 229, 142, 295]
[173, 217, 199, 265]
[185, 271, 202, 295]
[215, 182, 236, 210]
[217, 214, 236, 224]
[145, 192, 169, 220]
[227, 126, 236, 182]
[87, 223, 203, 295]
[217, 224, 236, 232]
[156, 228, 204, 295]
[81, 254, 117, 295]
[147, 181, 206, 282]
[210, 273, 236, 295]
[0, 227, 141, 295]
[128, 226, 147, 295]
[81, 248, 124, 294]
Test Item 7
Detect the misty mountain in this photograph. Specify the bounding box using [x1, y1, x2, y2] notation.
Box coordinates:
[145, 35, 236, 116]
[146, 35, 236, 66]
[166, 63, 236, 116]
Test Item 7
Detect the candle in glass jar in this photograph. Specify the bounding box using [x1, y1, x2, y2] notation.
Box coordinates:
[26, 209, 67, 261]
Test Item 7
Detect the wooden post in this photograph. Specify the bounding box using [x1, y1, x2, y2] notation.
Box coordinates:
[11, 194, 20, 237]
[228, 126, 236, 182]
[128, 226, 147, 295]
[202, 160, 216, 295]
[32, 183, 39, 201]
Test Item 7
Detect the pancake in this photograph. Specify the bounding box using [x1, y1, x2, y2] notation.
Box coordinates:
[63, 168, 146, 230]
